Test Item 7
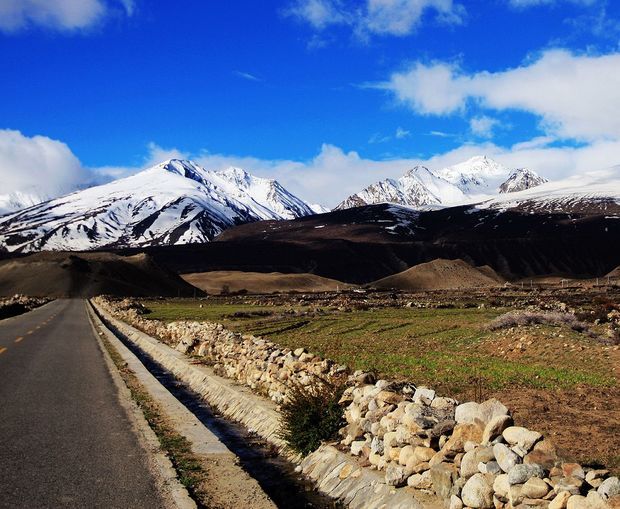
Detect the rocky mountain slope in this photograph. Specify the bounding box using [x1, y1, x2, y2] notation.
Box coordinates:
[206, 166, 620, 281]
[0, 159, 318, 253]
[499, 168, 548, 193]
[336, 156, 548, 210]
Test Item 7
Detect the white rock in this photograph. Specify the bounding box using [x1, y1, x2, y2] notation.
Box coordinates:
[566, 495, 588, 509]
[350, 440, 367, 456]
[493, 474, 510, 499]
[413, 387, 436, 403]
[508, 463, 545, 485]
[521, 477, 550, 499]
[455, 402, 481, 424]
[493, 443, 521, 473]
[461, 473, 495, 509]
[450, 495, 464, 509]
[479, 461, 501, 475]
[478, 399, 509, 424]
[598, 477, 620, 500]
[482, 415, 513, 444]
[549, 491, 572, 509]
[502, 426, 542, 452]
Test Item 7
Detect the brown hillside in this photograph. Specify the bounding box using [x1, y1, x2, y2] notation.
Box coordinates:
[181, 271, 351, 294]
[0, 252, 201, 298]
[369, 258, 504, 291]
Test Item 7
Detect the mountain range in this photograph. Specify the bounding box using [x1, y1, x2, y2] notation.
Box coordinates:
[335, 156, 548, 210]
[1, 155, 619, 254]
[0, 159, 320, 253]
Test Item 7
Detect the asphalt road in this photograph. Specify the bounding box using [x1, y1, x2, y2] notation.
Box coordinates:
[0, 299, 166, 508]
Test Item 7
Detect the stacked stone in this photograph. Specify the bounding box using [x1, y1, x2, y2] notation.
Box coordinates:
[0, 294, 49, 308]
[0, 294, 49, 316]
[94, 297, 349, 404]
[339, 379, 619, 509]
[96, 297, 620, 509]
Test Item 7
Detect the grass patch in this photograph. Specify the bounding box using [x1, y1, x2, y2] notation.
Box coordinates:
[101, 336, 211, 508]
[140, 299, 617, 394]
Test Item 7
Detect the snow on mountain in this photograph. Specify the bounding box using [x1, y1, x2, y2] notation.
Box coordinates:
[336, 166, 465, 210]
[434, 155, 509, 197]
[0, 190, 50, 216]
[479, 165, 620, 214]
[336, 156, 555, 211]
[498, 168, 548, 194]
[210, 166, 315, 219]
[0, 159, 319, 253]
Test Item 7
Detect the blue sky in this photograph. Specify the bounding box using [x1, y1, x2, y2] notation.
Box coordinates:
[1, 0, 620, 206]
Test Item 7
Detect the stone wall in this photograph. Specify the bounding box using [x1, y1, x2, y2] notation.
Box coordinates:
[0, 294, 50, 319]
[94, 297, 620, 509]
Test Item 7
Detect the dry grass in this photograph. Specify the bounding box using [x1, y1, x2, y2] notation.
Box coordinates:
[102, 337, 213, 508]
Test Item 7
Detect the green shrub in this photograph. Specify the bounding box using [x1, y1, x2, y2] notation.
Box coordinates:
[278, 376, 346, 457]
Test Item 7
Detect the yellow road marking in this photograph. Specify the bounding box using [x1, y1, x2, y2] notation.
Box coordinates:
[14, 337, 24, 343]
[0, 347, 7, 355]
[26, 330, 34, 335]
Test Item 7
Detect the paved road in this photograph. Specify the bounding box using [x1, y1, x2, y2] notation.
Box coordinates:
[0, 299, 166, 509]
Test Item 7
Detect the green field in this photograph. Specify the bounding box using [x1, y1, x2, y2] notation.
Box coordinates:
[140, 299, 616, 398]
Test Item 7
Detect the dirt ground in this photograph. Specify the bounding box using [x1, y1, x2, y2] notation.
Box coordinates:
[490, 385, 620, 474]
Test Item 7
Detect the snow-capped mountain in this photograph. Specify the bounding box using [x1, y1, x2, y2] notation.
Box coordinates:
[336, 156, 549, 210]
[498, 168, 548, 194]
[336, 166, 465, 210]
[0, 190, 51, 215]
[480, 165, 620, 214]
[435, 155, 508, 197]
[0, 159, 319, 253]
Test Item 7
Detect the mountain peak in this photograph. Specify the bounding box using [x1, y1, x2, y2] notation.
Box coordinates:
[403, 165, 432, 177]
[155, 159, 210, 185]
[0, 159, 320, 252]
[218, 166, 252, 180]
[499, 167, 548, 193]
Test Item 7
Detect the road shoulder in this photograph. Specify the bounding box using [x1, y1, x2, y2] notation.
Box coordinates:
[88, 303, 197, 509]
[87, 300, 277, 509]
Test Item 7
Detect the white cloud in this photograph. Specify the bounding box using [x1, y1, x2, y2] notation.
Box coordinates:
[395, 127, 411, 139]
[385, 61, 468, 114]
[381, 49, 620, 141]
[428, 130, 452, 137]
[0, 0, 134, 33]
[233, 70, 263, 82]
[3, 132, 620, 211]
[285, 0, 349, 29]
[189, 139, 620, 207]
[285, 0, 464, 37]
[469, 116, 499, 138]
[0, 129, 91, 199]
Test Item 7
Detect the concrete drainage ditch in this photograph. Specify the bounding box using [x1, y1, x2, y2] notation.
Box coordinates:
[90, 299, 437, 509]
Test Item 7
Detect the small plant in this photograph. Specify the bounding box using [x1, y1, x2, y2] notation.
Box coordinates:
[278, 376, 346, 457]
[487, 310, 615, 342]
